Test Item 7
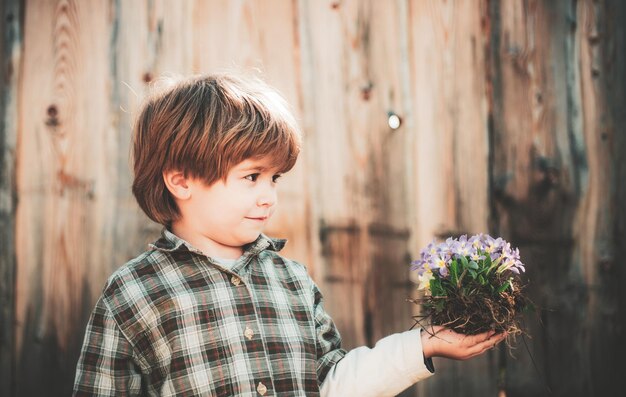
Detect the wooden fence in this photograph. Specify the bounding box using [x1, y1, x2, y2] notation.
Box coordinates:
[1, 1, 625, 396]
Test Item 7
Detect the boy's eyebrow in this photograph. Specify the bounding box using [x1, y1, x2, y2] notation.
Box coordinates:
[237, 165, 281, 173]
[238, 166, 268, 172]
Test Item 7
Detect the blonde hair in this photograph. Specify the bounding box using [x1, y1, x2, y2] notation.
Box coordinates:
[131, 73, 302, 225]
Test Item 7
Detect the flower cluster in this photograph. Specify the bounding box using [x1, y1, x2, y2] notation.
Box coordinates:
[409, 233, 528, 335]
[411, 234, 525, 293]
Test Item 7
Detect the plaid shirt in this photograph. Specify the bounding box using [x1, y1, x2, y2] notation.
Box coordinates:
[73, 229, 346, 396]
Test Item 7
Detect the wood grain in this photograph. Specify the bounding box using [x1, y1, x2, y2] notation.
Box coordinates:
[488, 1, 625, 396]
[408, 1, 494, 395]
[488, 1, 584, 395]
[0, 0, 22, 395]
[3, 0, 625, 396]
[16, 1, 111, 395]
[300, 3, 418, 371]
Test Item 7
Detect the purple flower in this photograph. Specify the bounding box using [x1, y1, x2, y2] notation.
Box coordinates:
[469, 234, 484, 249]
[482, 235, 505, 260]
[450, 234, 475, 258]
[496, 245, 525, 274]
[414, 239, 444, 275]
[469, 251, 486, 262]
[432, 254, 450, 277]
[411, 233, 525, 284]
[411, 259, 432, 275]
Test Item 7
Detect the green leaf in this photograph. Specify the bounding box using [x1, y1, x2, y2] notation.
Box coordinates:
[496, 280, 511, 294]
[450, 260, 458, 285]
[429, 278, 438, 295]
[457, 268, 468, 288]
[460, 255, 469, 269]
[481, 255, 492, 273]
[468, 261, 479, 270]
[430, 277, 446, 297]
[487, 256, 503, 274]
[469, 269, 477, 279]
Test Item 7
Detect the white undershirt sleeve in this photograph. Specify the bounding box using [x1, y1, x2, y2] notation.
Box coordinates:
[319, 328, 435, 397]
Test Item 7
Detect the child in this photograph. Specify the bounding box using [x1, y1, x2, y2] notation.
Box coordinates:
[73, 73, 505, 396]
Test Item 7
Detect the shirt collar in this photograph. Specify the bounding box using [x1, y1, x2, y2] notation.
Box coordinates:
[149, 227, 287, 257]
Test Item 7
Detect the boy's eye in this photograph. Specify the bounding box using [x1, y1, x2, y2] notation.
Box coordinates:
[245, 173, 259, 182]
[272, 174, 282, 183]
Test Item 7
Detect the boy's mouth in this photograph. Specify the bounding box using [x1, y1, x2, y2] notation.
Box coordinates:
[245, 216, 268, 221]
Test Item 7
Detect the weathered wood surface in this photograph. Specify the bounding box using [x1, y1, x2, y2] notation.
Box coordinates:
[488, 1, 626, 396]
[16, 1, 113, 395]
[408, 1, 496, 395]
[0, 0, 21, 396]
[488, 1, 579, 395]
[2, 1, 625, 396]
[300, 0, 416, 357]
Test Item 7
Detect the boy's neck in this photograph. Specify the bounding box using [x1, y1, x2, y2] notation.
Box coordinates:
[170, 222, 244, 260]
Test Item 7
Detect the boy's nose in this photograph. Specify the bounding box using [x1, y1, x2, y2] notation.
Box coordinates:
[256, 186, 277, 207]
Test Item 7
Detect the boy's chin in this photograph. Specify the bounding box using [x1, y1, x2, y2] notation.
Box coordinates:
[238, 232, 263, 246]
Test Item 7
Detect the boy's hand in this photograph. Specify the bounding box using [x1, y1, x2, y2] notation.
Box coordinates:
[421, 326, 507, 360]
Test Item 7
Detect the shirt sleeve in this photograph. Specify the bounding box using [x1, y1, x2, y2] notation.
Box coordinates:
[313, 284, 348, 386]
[73, 296, 143, 396]
[319, 328, 436, 397]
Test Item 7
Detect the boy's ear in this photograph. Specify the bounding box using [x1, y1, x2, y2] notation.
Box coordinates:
[163, 170, 192, 200]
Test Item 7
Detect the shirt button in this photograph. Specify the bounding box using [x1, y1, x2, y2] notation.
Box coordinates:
[257, 382, 267, 396]
[230, 275, 241, 286]
[244, 326, 254, 340]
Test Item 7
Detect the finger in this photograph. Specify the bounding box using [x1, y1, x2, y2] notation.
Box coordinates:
[496, 334, 507, 345]
[460, 332, 508, 359]
[484, 330, 506, 344]
[464, 335, 495, 355]
[493, 332, 508, 344]
[475, 334, 504, 353]
[471, 330, 497, 344]
[464, 341, 492, 359]
[489, 333, 507, 349]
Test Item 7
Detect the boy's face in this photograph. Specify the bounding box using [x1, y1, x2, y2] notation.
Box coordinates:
[176, 157, 281, 258]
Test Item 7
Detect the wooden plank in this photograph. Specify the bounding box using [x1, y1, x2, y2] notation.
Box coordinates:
[357, 0, 420, 367]
[320, 222, 367, 347]
[107, 0, 163, 276]
[408, 0, 491, 242]
[298, 0, 358, 226]
[407, 1, 495, 396]
[603, 0, 626, 394]
[575, 1, 626, 395]
[488, 1, 579, 395]
[298, 0, 368, 349]
[0, 0, 22, 395]
[409, 0, 457, 255]
[15, 1, 112, 395]
[299, 0, 414, 353]
[600, 2, 626, 396]
[487, 0, 625, 395]
[300, 8, 423, 391]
